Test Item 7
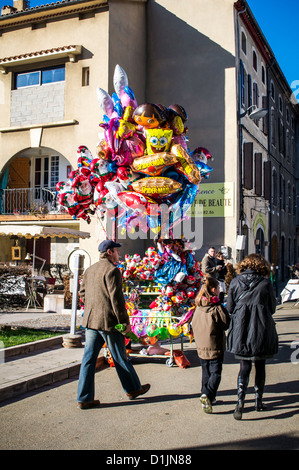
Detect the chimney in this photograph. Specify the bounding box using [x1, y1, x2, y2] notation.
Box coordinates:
[1, 0, 29, 15]
[13, 0, 30, 11]
[1, 5, 18, 15]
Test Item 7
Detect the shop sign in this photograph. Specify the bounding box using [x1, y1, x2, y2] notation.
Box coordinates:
[191, 182, 234, 217]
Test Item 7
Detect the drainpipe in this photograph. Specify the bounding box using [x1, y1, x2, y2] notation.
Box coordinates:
[266, 62, 272, 263]
[236, 4, 246, 262]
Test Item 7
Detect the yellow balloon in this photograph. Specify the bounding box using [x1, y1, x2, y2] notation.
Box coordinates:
[131, 176, 182, 199]
[168, 323, 182, 337]
[171, 144, 201, 184]
[146, 128, 173, 155]
[132, 152, 178, 176]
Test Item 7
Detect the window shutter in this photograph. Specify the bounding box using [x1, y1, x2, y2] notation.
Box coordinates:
[264, 161, 271, 201]
[243, 142, 253, 190]
[262, 96, 268, 135]
[255, 153, 262, 196]
[247, 74, 252, 108]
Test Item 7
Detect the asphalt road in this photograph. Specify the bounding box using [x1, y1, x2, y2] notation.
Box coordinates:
[0, 304, 298, 452]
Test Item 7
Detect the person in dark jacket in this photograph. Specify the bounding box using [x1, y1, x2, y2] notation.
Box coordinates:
[216, 251, 228, 302]
[77, 240, 150, 409]
[201, 247, 222, 279]
[192, 276, 230, 413]
[226, 254, 278, 420]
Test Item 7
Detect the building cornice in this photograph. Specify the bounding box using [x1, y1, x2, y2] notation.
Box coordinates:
[0, 0, 108, 29]
[0, 119, 78, 133]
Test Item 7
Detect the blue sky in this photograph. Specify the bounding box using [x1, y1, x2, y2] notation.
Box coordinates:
[1, 0, 297, 88]
[247, 0, 298, 88]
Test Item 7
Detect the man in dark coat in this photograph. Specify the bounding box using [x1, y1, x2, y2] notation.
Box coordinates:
[77, 240, 150, 409]
[201, 247, 222, 279]
[216, 251, 228, 302]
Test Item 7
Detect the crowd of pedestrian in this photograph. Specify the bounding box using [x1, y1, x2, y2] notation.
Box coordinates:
[76, 241, 278, 422]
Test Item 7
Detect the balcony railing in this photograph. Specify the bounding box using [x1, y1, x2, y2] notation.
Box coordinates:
[0, 187, 58, 215]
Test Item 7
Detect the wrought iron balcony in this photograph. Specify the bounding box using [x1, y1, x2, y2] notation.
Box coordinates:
[0, 187, 58, 215]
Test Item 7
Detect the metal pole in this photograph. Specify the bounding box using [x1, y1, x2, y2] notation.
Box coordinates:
[32, 237, 36, 275]
[70, 253, 81, 335]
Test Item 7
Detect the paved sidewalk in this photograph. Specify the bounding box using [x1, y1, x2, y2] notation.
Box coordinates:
[0, 304, 298, 450]
[0, 302, 298, 404]
[0, 309, 86, 402]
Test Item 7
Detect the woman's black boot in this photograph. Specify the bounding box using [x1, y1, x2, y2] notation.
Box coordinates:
[233, 376, 248, 420]
[254, 385, 266, 411]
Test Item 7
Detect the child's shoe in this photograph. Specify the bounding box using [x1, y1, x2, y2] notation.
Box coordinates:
[200, 394, 213, 413]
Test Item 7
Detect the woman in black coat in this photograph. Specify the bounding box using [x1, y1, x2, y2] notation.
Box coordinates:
[226, 254, 278, 420]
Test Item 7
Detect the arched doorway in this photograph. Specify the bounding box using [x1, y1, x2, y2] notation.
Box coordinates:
[0, 147, 72, 215]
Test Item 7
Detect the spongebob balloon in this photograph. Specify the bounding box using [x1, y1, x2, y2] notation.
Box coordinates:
[146, 128, 173, 155]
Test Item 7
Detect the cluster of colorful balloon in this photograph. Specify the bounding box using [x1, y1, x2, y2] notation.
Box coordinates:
[119, 246, 161, 281]
[127, 307, 195, 346]
[56, 64, 213, 230]
[120, 238, 203, 348]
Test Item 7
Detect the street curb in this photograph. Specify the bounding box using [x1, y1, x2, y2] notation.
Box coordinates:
[0, 360, 82, 403]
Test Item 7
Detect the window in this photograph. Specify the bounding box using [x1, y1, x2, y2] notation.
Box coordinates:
[280, 175, 285, 211]
[254, 153, 262, 196]
[243, 142, 253, 190]
[278, 119, 285, 155]
[286, 130, 290, 161]
[271, 109, 276, 146]
[253, 50, 257, 71]
[50, 156, 59, 188]
[287, 181, 291, 214]
[270, 81, 275, 101]
[272, 169, 278, 206]
[82, 67, 90, 87]
[291, 137, 295, 163]
[253, 82, 259, 108]
[241, 31, 247, 54]
[15, 65, 65, 89]
[240, 61, 246, 107]
[261, 65, 265, 84]
[264, 161, 271, 201]
[279, 95, 283, 114]
[262, 96, 268, 135]
[253, 82, 259, 125]
[34, 155, 59, 191]
[247, 74, 252, 108]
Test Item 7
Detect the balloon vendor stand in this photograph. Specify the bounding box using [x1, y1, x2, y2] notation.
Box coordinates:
[114, 239, 203, 367]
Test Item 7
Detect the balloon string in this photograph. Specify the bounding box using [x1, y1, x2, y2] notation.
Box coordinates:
[96, 211, 108, 238]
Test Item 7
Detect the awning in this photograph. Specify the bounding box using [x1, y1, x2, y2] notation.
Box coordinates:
[0, 225, 90, 239]
[0, 45, 82, 73]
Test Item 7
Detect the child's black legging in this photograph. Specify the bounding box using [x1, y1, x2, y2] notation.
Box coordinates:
[239, 359, 266, 389]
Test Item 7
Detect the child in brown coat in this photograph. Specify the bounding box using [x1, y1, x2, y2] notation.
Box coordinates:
[192, 276, 230, 413]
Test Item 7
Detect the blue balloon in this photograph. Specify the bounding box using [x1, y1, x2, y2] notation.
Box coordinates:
[154, 257, 188, 285]
[124, 86, 136, 100]
[194, 161, 213, 176]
